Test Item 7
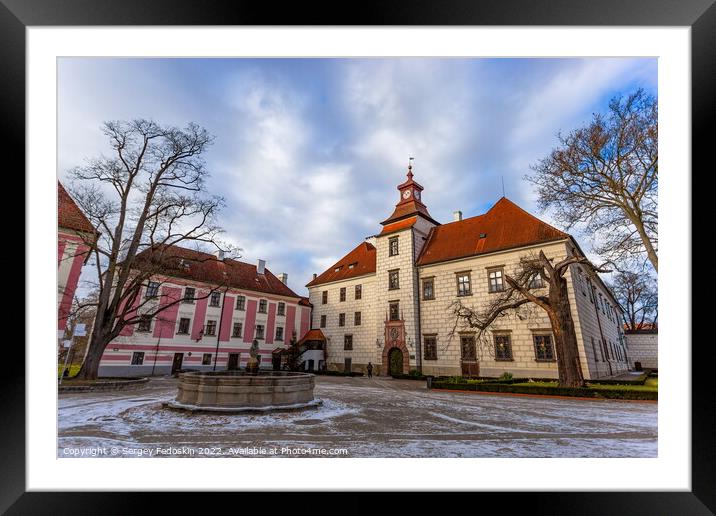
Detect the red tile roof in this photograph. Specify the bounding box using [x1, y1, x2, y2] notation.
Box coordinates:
[416, 197, 569, 266]
[306, 242, 376, 287]
[379, 216, 418, 236]
[381, 200, 438, 226]
[297, 329, 327, 345]
[58, 181, 96, 235]
[299, 297, 312, 307]
[134, 245, 301, 299]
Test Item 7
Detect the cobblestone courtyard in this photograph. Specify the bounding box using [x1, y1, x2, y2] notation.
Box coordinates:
[58, 376, 657, 458]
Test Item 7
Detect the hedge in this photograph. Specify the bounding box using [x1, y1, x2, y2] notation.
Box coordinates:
[391, 373, 429, 381]
[430, 381, 657, 401]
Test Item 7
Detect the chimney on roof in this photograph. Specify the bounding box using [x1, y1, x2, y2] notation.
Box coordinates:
[453, 210, 463, 222]
[257, 259, 266, 275]
[214, 249, 225, 261]
[313, 273, 317, 280]
[278, 273, 288, 284]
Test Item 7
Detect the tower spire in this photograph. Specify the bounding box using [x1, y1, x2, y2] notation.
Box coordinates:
[407, 156, 414, 179]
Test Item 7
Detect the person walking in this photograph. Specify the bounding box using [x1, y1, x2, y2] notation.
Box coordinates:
[367, 362, 373, 379]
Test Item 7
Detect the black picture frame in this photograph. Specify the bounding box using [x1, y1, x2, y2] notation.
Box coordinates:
[5, 0, 712, 513]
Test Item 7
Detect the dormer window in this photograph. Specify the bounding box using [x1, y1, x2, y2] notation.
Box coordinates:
[334, 266, 343, 273]
[145, 281, 159, 298]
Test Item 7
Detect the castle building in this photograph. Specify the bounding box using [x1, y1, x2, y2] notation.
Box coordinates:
[306, 165, 629, 379]
[99, 245, 311, 377]
[58, 181, 97, 333]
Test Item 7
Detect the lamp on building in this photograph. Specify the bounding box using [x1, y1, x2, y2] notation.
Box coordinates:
[376, 338, 382, 349]
[407, 338, 414, 349]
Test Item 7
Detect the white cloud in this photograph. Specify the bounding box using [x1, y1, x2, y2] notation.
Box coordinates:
[59, 58, 656, 298]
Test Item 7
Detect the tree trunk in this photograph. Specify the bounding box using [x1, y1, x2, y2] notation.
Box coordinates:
[549, 278, 586, 388]
[76, 310, 115, 380]
[629, 213, 658, 273]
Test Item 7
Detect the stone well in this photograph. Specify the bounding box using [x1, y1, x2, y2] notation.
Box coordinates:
[165, 371, 320, 413]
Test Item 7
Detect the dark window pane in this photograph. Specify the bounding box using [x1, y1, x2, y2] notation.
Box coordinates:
[178, 318, 191, 334]
[460, 336, 476, 360]
[389, 302, 400, 321]
[423, 279, 434, 300]
[424, 336, 437, 360]
[494, 334, 513, 360]
[533, 335, 555, 360]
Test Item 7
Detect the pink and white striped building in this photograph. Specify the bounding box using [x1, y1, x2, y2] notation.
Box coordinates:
[58, 181, 96, 333]
[98, 246, 312, 377]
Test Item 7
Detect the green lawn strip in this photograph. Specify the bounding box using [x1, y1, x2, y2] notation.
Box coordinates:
[432, 379, 657, 400]
[513, 381, 657, 392]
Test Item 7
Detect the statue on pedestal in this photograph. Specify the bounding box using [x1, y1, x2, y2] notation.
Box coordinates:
[246, 339, 260, 373]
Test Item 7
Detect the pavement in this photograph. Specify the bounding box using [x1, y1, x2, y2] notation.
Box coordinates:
[58, 375, 657, 458]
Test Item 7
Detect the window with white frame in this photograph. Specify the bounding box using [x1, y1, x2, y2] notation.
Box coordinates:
[487, 268, 505, 293]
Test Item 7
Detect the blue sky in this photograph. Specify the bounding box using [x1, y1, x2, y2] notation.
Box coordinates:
[58, 58, 657, 297]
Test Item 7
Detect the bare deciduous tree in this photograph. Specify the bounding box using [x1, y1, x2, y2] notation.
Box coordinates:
[528, 89, 658, 272]
[609, 270, 657, 331]
[450, 250, 608, 388]
[67, 119, 239, 380]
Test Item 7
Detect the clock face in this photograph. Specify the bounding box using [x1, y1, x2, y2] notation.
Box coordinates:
[402, 189, 411, 199]
[390, 328, 399, 340]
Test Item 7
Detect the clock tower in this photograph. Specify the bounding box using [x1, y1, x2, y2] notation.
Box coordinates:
[374, 160, 440, 376]
[380, 161, 439, 227]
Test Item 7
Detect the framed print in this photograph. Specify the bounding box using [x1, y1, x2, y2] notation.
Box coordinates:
[4, 0, 713, 513]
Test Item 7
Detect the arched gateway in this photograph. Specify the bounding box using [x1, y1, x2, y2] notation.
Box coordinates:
[382, 318, 410, 376]
[387, 347, 405, 376]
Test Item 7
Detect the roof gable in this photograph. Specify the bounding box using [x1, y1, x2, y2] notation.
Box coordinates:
[306, 242, 376, 287]
[58, 181, 96, 235]
[417, 197, 568, 266]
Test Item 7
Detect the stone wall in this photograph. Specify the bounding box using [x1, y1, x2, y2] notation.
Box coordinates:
[568, 256, 631, 379]
[308, 270, 379, 373]
[418, 241, 569, 377]
[625, 331, 658, 370]
[309, 233, 630, 380]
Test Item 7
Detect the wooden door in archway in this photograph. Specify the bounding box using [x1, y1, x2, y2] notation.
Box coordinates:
[388, 348, 404, 376]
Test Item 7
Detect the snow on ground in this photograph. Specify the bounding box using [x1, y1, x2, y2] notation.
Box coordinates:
[58, 376, 657, 458]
